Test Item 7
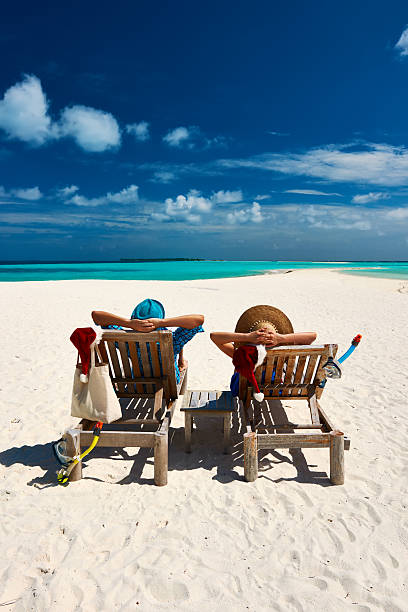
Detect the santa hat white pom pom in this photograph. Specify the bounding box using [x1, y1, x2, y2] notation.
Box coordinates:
[80, 373, 88, 383]
[253, 391, 264, 403]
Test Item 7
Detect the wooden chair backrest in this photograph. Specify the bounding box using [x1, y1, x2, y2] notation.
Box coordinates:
[239, 344, 338, 401]
[99, 330, 177, 400]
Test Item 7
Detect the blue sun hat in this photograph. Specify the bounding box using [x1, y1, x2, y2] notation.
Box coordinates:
[131, 298, 165, 320]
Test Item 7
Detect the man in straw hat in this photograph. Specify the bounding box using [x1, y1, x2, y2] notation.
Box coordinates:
[210, 305, 316, 401]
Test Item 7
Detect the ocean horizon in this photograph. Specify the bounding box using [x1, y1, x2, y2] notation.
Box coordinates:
[0, 260, 407, 282]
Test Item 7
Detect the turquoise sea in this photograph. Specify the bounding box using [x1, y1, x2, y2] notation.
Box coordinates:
[0, 261, 407, 282]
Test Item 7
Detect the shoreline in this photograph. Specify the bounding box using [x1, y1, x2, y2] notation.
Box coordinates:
[1, 266, 408, 284]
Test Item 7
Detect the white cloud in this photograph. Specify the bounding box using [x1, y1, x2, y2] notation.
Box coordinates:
[151, 212, 171, 222]
[163, 126, 226, 150]
[163, 126, 192, 148]
[284, 203, 374, 231]
[150, 171, 176, 184]
[162, 189, 244, 221]
[164, 189, 212, 222]
[226, 201, 263, 224]
[0, 184, 43, 201]
[285, 189, 342, 196]
[0, 75, 121, 152]
[212, 190, 243, 203]
[12, 186, 42, 200]
[106, 185, 139, 203]
[59, 105, 121, 152]
[219, 143, 408, 187]
[69, 194, 105, 207]
[58, 185, 79, 197]
[68, 184, 139, 207]
[3, 187, 408, 242]
[352, 192, 390, 204]
[395, 26, 408, 57]
[268, 131, 289, 136]
[386, 207, 408, 219]
[0, 74, 54, 145]
[152, 189, 264, 225]
[126, 121, 150, 142]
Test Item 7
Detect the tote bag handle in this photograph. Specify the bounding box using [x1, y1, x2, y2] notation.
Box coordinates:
[90, 343, 104, 368]
[77, 343, 104, 368]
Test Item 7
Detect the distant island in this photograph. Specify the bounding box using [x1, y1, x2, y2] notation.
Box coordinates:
[120, 258, 206, 263]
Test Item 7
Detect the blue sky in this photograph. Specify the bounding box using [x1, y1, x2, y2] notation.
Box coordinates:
[1, 0, 408, 260]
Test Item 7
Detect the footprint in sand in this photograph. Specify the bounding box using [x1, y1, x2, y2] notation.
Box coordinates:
[149, 580, 189, 603]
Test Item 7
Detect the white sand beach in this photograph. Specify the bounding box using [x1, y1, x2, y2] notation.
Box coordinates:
[0, 269, 407, 612]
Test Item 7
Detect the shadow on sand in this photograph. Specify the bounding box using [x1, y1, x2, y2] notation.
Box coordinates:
[0, 399, 332, 488]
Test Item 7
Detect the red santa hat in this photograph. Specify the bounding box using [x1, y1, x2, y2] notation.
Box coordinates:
[70, 326, 101, 383]
[232, 344, 267, 402]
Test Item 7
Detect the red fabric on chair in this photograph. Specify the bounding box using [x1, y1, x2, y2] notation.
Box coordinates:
[70, 327, 97, 382]
[232, 345, 263, 400]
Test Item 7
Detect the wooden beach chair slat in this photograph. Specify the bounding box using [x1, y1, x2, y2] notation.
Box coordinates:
[106, 341, 126, 394]
[292, 355, 308, 397]
[127, 340, 144, 394]
[264, 354, 275, 384]
[98, 341, 111, 372]
[271, 355, 286, 397]
[159, 333, 178, 399]
[190, 391, 200, 408]
[294, 355, 307, 384]
[303, 354, 318, 385]
[199, 391, 209, 406]
[117, 341, 133, 395]
[139, 342, 152, 379]
[283, 356, 296, 396]
[208, 391, 217, 409]
[149, 341, 162, 378]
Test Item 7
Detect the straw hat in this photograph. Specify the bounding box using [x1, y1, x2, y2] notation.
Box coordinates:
[235, 305, 293, 336]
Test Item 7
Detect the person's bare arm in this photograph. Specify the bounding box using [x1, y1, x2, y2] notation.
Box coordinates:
[91, 310, 155, 332]
[148, 314, 204, 330]
[210, 330, 268, 358]
[251, 328, 317, 346]
[178, 348, 187, 370]
[210, 329, 317, 358]
[276, 332, 317, 346]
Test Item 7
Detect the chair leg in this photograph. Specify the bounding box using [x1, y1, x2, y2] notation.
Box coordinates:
[243, 395, 255, 432]
[65, 428, 82, 482]
[329, 430, 345, 485]
[223, 413, 231, 454]
[154, 431, 168, 486]
[243, 432, 258, 482]
[184, 412, 192, 453]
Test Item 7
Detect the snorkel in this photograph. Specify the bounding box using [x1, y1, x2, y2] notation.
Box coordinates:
[322, 334, 362, 380]
[52, 421, 103, 485]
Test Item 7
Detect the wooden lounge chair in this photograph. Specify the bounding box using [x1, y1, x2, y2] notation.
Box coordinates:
[65, 330, 187, 486]
[240, 344, 350, 485]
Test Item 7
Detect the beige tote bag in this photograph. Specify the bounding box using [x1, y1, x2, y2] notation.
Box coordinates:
[71, 344, 122, 423]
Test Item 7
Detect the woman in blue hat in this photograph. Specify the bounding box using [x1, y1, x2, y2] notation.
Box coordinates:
[92, 299, 204, 382]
